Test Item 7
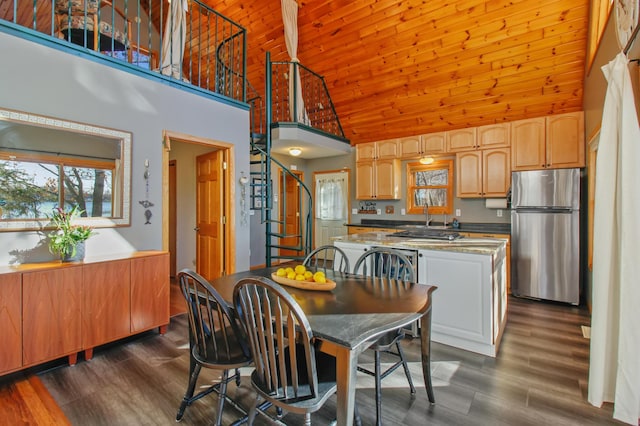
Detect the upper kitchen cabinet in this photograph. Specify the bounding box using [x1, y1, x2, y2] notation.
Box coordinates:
[456, 148, 510, 198]
[511, 112, 585, 171]
[399, 132, 446, 159]
[545, 112, 585, 169]
[477, 123, 510, 149]
[355, 139, 398, 161]
[356, 157, 400, 200]
[446, 128, 477, 152]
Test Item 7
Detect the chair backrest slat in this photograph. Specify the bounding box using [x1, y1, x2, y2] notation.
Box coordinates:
[178, 269, 250, 365]
[303, 245, 350, 273]
[353, 247, 415, 282]
[234, 277, 319, 401]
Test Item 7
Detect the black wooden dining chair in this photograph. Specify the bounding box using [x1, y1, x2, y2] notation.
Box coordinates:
[353, 247, 421, 426]
[233, 276, 344, 425]
[303, 244, 351, 273]
[176, 269, 253, 425]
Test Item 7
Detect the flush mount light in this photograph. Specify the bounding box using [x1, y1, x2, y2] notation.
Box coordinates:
[289, 147, 302, 157]
[419, 156, 434, 165]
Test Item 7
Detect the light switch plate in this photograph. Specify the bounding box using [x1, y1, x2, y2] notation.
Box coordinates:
[352, 208, 358, 215]
[455, 209, 461, 217]
[377, 209, 382, 215]
[401, 208, 406, 215]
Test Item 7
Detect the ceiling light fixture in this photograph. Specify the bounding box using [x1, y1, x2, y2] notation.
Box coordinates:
[419, 156, 434, 165]
[289, 147, 302, 157]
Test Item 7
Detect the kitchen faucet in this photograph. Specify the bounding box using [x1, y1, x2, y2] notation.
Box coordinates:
[424, 203, 431, 227]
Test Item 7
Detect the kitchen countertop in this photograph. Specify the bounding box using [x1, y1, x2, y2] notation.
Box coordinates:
[346, 219, 510, 234]
[333, 232, 507, 257]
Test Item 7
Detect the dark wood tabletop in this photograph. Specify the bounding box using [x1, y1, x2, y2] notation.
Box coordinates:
[210, 266, 436, 350]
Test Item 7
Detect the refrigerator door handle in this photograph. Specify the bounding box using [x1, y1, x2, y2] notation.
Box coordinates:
[512, 207, 573, 213]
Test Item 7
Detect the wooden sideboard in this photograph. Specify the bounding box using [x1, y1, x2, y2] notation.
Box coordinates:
[0, 251, 169, 376]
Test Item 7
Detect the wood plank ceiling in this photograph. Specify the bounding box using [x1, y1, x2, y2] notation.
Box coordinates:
[211, 0, 589, 144]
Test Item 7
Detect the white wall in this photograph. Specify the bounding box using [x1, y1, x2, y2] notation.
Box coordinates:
[0, 30, 251, 270]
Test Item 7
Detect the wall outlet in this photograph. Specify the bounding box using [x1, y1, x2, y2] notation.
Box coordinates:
[377, 209, 382, 215]
[352, 208, 358, 215]
[455, 209, 461, 217]
[401, 208, 406, 215]
[497, 209, 503, 217]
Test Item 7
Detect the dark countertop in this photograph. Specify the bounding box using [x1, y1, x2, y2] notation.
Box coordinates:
[346, 218, 510, 235]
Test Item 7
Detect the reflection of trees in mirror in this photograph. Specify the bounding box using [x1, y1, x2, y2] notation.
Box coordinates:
[0, 107, 131, 231]
[0, 157, 113, 220]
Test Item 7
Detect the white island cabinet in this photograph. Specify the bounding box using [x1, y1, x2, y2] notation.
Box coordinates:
[418, 248, 507, 357]
[331, 232, 508, 357]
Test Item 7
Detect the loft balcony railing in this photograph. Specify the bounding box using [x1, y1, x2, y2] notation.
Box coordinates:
[0, 0, 247, 102]
[269, 60, 347, 141]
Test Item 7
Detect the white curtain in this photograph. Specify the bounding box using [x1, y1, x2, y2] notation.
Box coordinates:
[315, 177, 345, 220]
[281, 0, 310, 124]
[588, 52, 640, 425]
[160, 0, 188, 79]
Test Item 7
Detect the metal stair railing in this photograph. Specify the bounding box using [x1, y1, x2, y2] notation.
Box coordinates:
[269, 60, 348, 141]
[249, 140, 312, 266]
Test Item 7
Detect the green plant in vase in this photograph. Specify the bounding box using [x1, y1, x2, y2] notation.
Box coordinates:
[48, 205, 95, 261]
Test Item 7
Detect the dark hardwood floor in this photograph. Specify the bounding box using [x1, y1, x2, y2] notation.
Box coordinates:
[0, 291, 623, 425]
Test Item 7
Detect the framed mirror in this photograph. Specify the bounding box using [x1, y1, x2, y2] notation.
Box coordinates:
[0, 107, 131, 231]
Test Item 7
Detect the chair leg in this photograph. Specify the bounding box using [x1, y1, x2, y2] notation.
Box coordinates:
[374, 349, 382, 426]
[215, 370, 230, 426]
[248, 393, 260, 425]
[396, 341, 416, 395]
[176, 363, 202, 421]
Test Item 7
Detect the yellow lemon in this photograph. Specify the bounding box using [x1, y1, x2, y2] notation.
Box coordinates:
[287, 271, 296, 279]
[285, 267, 294, 274]
[294, 264, 306, 275]
[276, 268, 287, 277]
[313, 272, 326, 283]
[295, 274, 305, 281]
[304, 271, 313, 280]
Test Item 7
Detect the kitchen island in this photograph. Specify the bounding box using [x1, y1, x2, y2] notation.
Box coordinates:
[333, 232, 508, 357]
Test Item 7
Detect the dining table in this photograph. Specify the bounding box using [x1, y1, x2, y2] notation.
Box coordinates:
[210, 266, 437, 426]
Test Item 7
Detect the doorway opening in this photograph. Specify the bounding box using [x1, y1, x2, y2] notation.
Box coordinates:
[162, 131, 235, 281]
[313, 169, 350, 249]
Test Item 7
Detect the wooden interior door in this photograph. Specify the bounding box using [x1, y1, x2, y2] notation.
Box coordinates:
[196, 150, 225, 280]
[280, 170, 303, 258]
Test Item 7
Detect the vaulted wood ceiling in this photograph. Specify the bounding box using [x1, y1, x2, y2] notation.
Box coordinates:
[212, 0, 589, 144]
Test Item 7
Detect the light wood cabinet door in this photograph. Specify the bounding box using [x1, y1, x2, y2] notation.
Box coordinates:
[22, 267, 83, 366]
[456, 151, 482, 197]
[0, 273, 22, 374]
[422, 132, 447, 154]
[356, 159, 399, 199]
[376, 139, 399, 159]
[478, 123, 510, 148]
[447, 128, 477, 152]
[356, 161, 375, 199]
[511, 117, 546, 171]
[546, 111, 585, 168]
[457, 148, 510, 198]
[398, 135, 422, 158]
[356, 142, 377, 161]
[130, 253, 170, 333]
[483, 148, 511, 197]
[374, 159, 400, 199]
[82, 260, 131, 349]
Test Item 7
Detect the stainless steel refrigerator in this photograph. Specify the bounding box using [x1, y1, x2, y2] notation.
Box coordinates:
[511, 168, 580, 304]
